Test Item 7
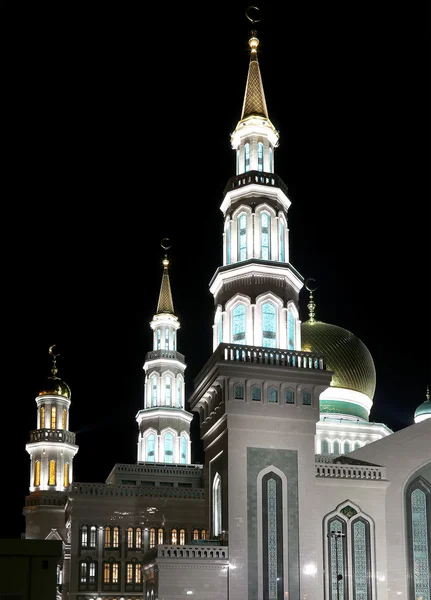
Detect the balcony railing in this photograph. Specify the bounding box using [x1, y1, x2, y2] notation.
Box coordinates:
[144, 545, 229, 561]
[223, 170, 288, 198]
[25, 493, 67, 507]
[29, 429, 76, 444]
[145, 349, 185, 362]
[315, 463, 386, 480]
[70, 483, 204, 500]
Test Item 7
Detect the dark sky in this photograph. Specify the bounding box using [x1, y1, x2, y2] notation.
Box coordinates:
[0, 2, 430, 538]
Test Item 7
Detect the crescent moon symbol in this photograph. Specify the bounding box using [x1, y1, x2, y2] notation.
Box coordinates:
[245, 5, 262, 24]
[49, 344, 59, 357]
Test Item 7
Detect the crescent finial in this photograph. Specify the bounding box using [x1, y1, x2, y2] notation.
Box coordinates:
[245, 5, 262, 24]
[49, 344, 59, 358]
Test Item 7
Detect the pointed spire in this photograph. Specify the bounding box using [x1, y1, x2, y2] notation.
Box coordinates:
[156, 239, 175, 315]
[241, 30, 269, 120]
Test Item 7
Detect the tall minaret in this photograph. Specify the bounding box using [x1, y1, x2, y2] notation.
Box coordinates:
[136, 242, 193, 464]
[210, 27, 303, 352]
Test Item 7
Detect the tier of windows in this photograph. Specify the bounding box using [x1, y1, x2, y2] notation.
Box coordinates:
[38, 404, 68, 430]
[224, 207, 288, 266]
[80, 525, 207, 551]
[154, 326, 176, 351]
[236, 140, 274, 175]
[319, 439, 366, 455]
[33, 459, 69, 488]
[146, 374, 184, 409]
[232, 383, 311, 406]
[214, 298, 299, 351]
[140, 430, 189, 464]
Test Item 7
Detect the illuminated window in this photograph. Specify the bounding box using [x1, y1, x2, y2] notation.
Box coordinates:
[51, 406, 57, 429]
[258, 142, 264, 171]
[234, 383, 244, 400]
[34, 460, 41, 487]
[262, 302, 277, 348]
[62, 408, 67, 429]
[406, 477, 431, 600]
[165, 328, 169, 349]
[285, 388, 295, 404]
[261, 212, 270, 259]
[268, 387, 278, 403]
[164, 433, 174, 463]
[135, 527, 142, 548]
[193, 528, 199, 541]
[251, 385, 261, 401]
[81, 525, 88, 547]
[279, 220, 285, 261]
[201, 529, 207, 540]
[343, 440, 351, 454]
[89, 561, 96, 583]
[217, 315, 223, 346]
[103, 562, 110, 583]
[244, 142, 250, 172]
[64, 463, 69, 487]
[135, 563, 142, 583]
[177, 378, 182, 407]
[227, 225, 231, 265]
[333, 440, 341, 456]
[149, 528, 156, 548]
[80, 561, 87, 583]
[322, 439, 330, 454]
[171, 529, 178, 545]
[147, 433, 155, 462]
[104, 526, 111, 548]
[213, 473, 222, 537]
[287, 309, 295, 350]
[151, 376, 157, 407]
[158, 528, 164, 545]
[39, 405, 45, 429]
[112, 562, 119, 583]
[173, 330, 176, 350]
[90, 525, 97, 546]
[127, 527, 134, 548]
[179, 528, 186, 545]
[232, 304, 246, 344]
[181, 435, 187, 464]
[49, 459, 56, 485]
[236, 149, 240, 173]
[302, 390, 311, 405]
[157, 329, 161, 349]
[112, 527, 119, 547]
[238, 213, 247, 261]
[165, 376, 171, 406]
[269, 147, 273, 172]
[127, 562, 133, 583]
[354, 441, 361, 450]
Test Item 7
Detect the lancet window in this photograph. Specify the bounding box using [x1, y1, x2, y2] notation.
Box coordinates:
[232, 304, 246, 344]
[213, 473, 222, 537]
[238, 213, 247, 260]
[262, 302, 277, 348]
[258, 142, 264, 171]
[406, 477, 431, 600]
[146, 433, 155, 462]
[244, 143, 250, 172]
[164, 433, 174, 463]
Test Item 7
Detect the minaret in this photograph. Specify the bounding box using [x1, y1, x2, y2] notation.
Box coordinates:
[210, 27, 303, 353]
[414, 386, 431, 423]
[26, 345, 78, 494]
[136, 241, 193, 464]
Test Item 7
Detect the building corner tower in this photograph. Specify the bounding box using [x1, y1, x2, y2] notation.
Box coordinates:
[136, 251, 193, 464]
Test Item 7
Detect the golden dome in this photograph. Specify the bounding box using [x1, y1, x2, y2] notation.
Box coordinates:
[38, 376, 71, 399]
[301, 320, 376, 400]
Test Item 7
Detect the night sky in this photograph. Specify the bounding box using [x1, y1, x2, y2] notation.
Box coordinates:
[0, 2, 429, 539]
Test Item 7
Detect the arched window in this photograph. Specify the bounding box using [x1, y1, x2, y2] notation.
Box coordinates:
[262, 302, 277, 348]
[258, 142, 264, 172]
[217, 314, 223, 346]
[193, 528, 199, 540]
[164, 433, 174, 463]
[89, 561, 96, 583]
[157, 528, 164, 544]
[234, 383, 244, 400]
[327, 517, 348, 600]
[406, 477, 431, 600]
[151, 376, 157, 407]
[226, 224, 231, 265]
[213, 473, 222, 537]
[81, 525, 88, 547]
[173, 330, 176, 350]
[34, 460, 41, 487]
[302, 390, 311, 405]
[62, 408, 67, 429]
[180, 435, 187, 464]
[112, 526, 119, 548]
[165, 328, 169, 349]
[285, 388, 295, 404]
[333, 440, 340, 456]
[104, 526, 111, 547]
[238, 213, 247, 261]
[147, 433, 155, 462]
[149, 528, 156, 548]
[236, 149, 240, 174]
[261, 212, 271, 259]
[177, 378, 182, 407]
[127, 527, 134, 548]
[251, 385, 261, 401]
[90, 526, 97, 547]
[64, 463, 69, 487]
[232, 304, 246, 344]
[51, 406, 56, 429]
[171, 529, 178, 545]
[103, 562, 110, 583]
[268, 387, 278, 403]
[279, 220, 285, 261]
[80, 561, 87, 583]
[354, 441, 361, 450]
[322, 439, 330, 454]
[179, 528, 186, 545]
[165, 376, 171, 406]
[49, 459, 56, 486]
[135, 563, 142, 583]
[127, 562, 134, 583]
[201, 529, 207, 540]
[244, 143, 250, 172]
[343, 440, 351, 454]
[39, 405, 45, 428]
[287, 309, 295, 350]
[157, 329, 161, 349]
[269, 147, 273, 172]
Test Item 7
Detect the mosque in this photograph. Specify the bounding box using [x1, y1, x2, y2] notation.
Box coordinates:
[22, 20, 431, 600]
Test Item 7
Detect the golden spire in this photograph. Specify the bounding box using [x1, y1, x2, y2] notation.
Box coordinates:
[241, 8, 269, 120]
[48, 344, 59, 379]
[305, 278, 318, 323]
[156, 238, 175, 315]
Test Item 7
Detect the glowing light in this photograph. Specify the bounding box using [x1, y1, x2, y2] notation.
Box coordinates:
[303, 563, 317, 575]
